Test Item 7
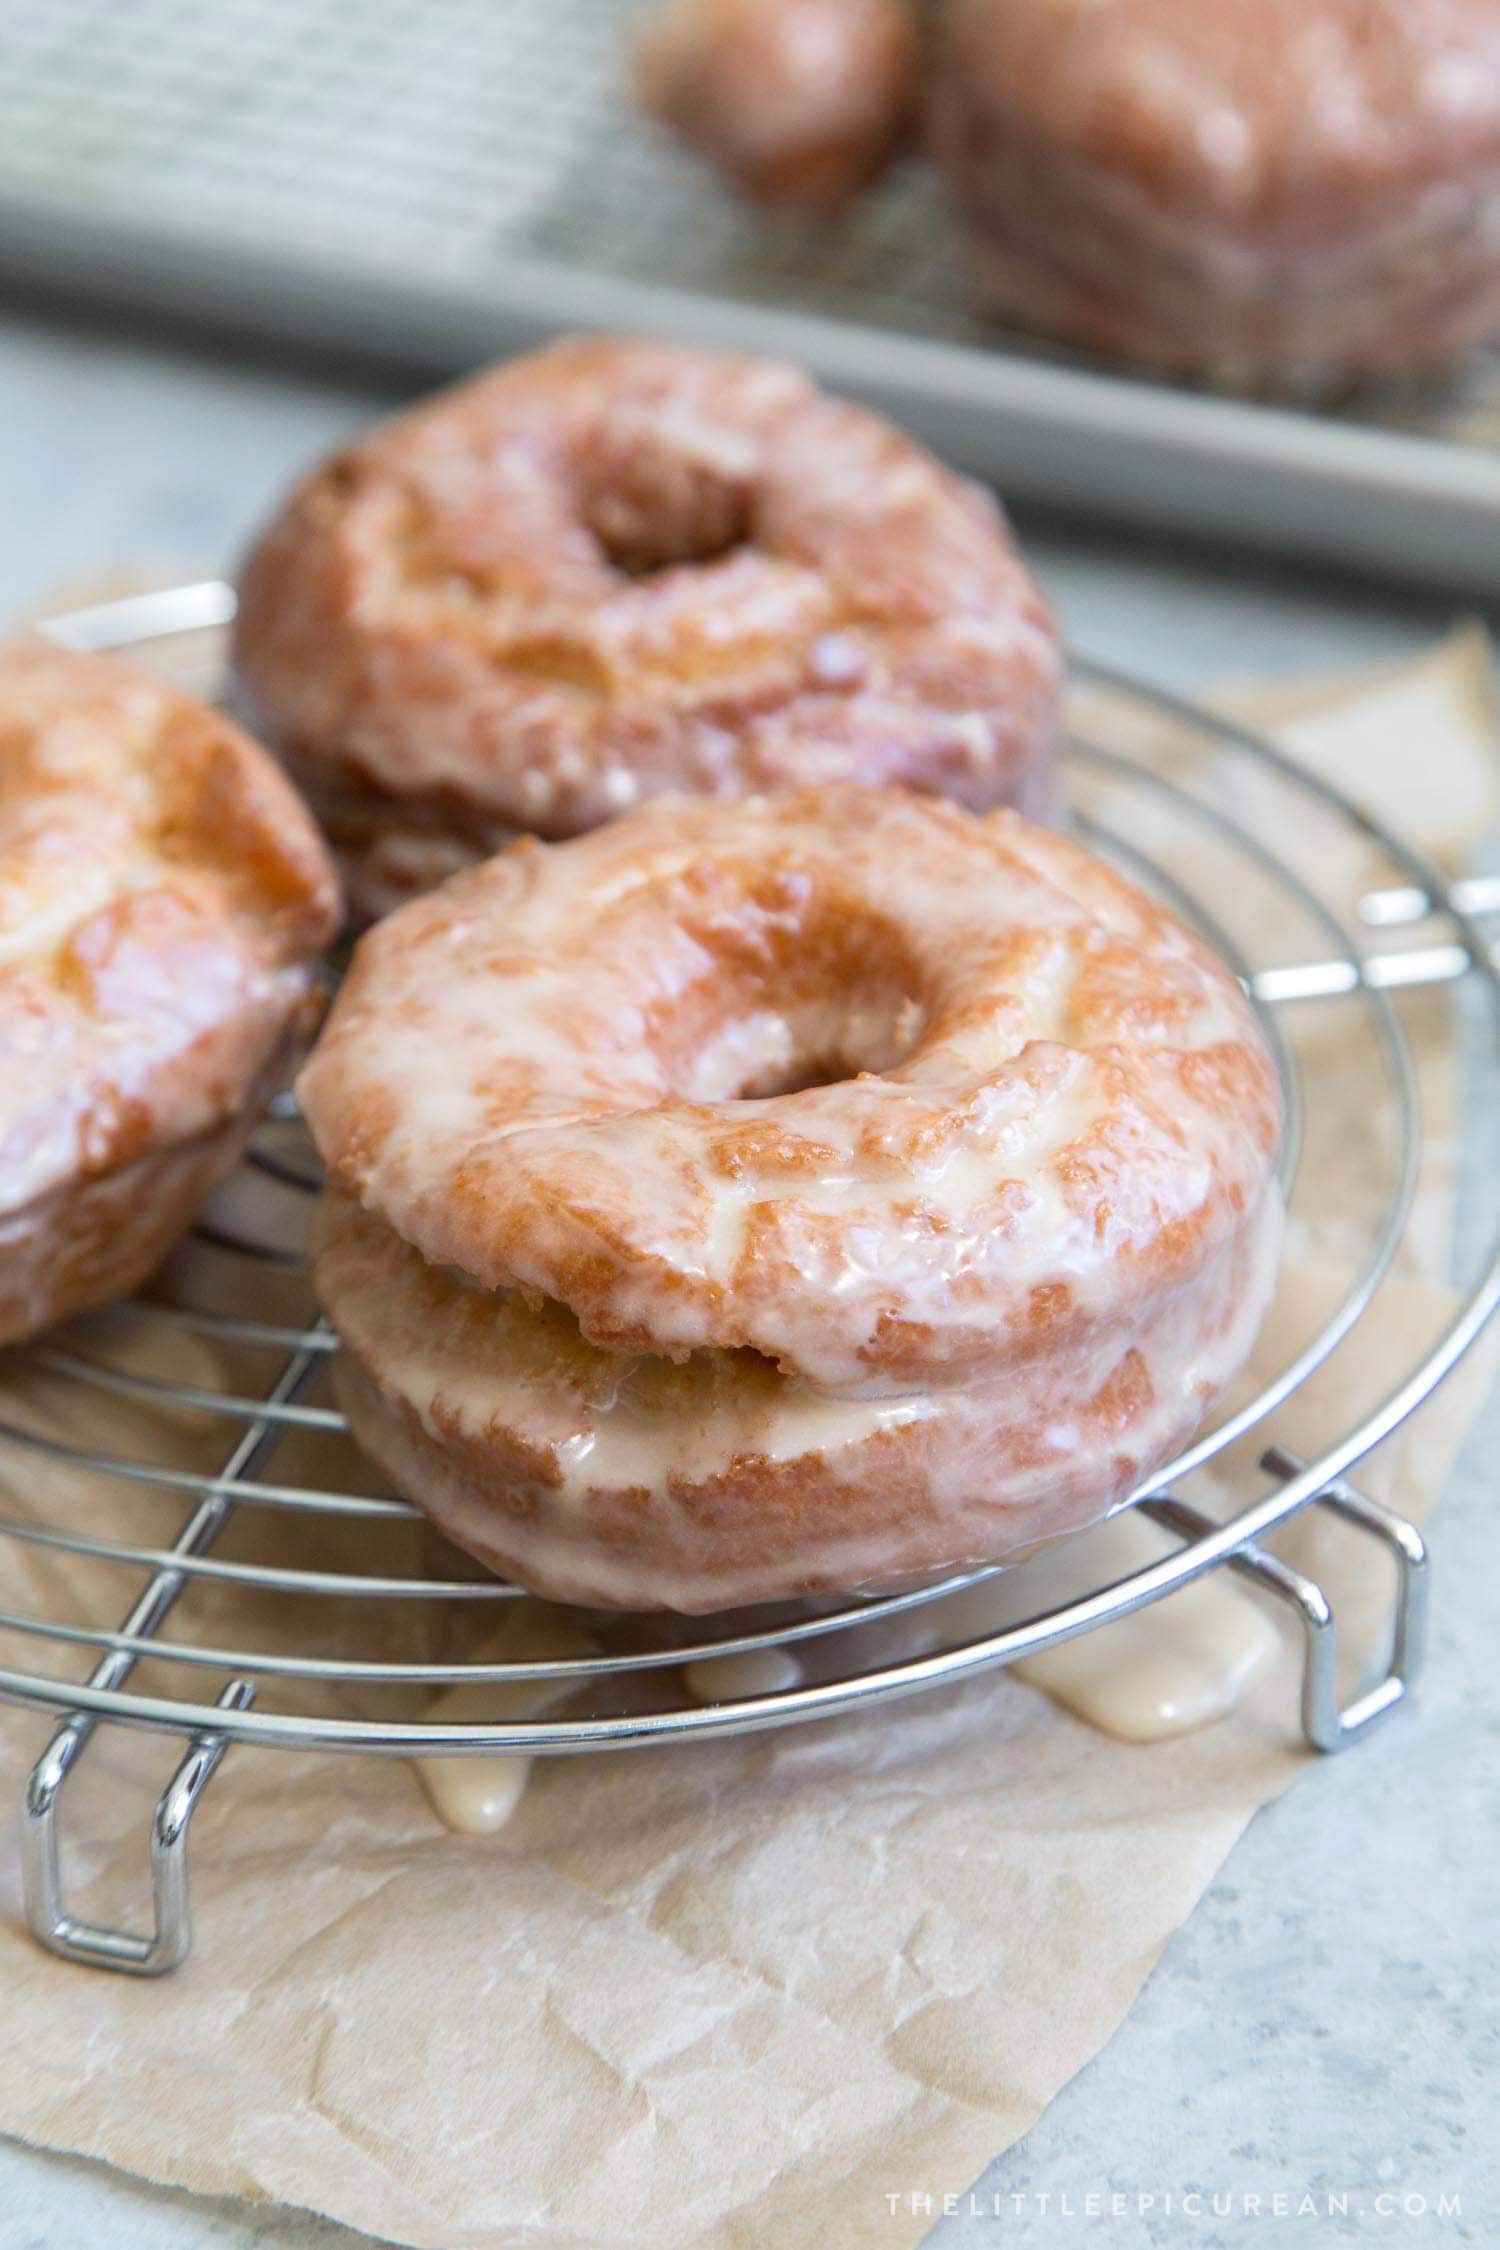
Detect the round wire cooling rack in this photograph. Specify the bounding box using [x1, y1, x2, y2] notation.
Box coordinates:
[4, 581, 1499, 1977]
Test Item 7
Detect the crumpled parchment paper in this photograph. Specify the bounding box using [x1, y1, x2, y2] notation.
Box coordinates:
[0, 628, 1492, 2250]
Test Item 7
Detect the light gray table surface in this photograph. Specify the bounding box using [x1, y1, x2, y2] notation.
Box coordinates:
[0, 302, 1494, 2250]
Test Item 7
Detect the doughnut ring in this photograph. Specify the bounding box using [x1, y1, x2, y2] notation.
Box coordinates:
[300, 786, 1282, 1613]
[0, 637, 340, 1346]
[234, 336, 1061, 922]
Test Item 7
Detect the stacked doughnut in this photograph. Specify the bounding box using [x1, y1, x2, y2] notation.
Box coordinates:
[234, 336, 1061, 923]
[0, 637, 339, 1345]
[929, 0, 1500, 389]
[299, 786, 1283, 1614]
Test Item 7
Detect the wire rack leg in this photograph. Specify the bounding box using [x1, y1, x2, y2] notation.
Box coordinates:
[24, 1679, 255, 1975]
[17, 1345, 320, 1974]
[1258, 1447, 1429, 1750]
[1143, 1457, 1428, 1754]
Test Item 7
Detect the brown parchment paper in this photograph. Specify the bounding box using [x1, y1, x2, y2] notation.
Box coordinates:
[0, 631, 1493, 2250]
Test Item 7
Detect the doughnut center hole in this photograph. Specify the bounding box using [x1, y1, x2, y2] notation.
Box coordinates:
[714, 991, 926, 1097]
[649, 884, 931, 1099]
[687, 986, 928, 1100]
[576, 422, 756, 578]
[587, 488, 753, 579]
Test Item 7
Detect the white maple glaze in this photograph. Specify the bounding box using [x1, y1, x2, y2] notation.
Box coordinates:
[414, 1614, 596, 1836]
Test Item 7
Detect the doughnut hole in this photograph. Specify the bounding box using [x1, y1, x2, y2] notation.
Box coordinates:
[638, 871, 932, 1099]
[571, 413, 759, 579]
[684, 991, 927, 1100]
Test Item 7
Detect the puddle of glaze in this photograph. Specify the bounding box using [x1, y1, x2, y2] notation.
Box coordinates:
[420, 1506, 1278, 1832]
[415, 1614, 595, 1834]
[1008, 1510, 1279, 1742]
[682, 1646, 804, 1703]
[853, 1510, 1280, 1745]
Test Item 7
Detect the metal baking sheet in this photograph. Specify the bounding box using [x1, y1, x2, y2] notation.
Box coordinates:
[1, 0, 1498, 592]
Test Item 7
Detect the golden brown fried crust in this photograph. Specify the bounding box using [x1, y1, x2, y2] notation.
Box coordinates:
[636, 0, 921, 207]
[0, 637, 340, 1342]
[234, 336, 1060, 918]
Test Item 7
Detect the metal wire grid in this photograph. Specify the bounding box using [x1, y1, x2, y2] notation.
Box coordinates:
[1, 581, 1497, 1972]
[0, 0, 1498, 454]
[0, 0, 614, 261]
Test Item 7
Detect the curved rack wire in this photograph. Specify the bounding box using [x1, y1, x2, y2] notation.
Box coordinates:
[1, 585, 1494, 1777]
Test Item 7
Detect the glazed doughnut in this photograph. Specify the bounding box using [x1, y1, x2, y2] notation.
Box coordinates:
[0, 637, 339, 1347]
[930, 0, 1500, 389]
[234, 336, 1061, 923]
[300, 786, 1282, 1613]
[636, 0, 921, 208]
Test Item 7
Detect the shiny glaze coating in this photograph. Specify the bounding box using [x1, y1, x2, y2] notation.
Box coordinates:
[636, 0, 921, 207]
[0, 637, 340, 1343]
[235, 337, 1060, 919]
[931, 0, 1500, 386]
[302, 788, 1282, 1610]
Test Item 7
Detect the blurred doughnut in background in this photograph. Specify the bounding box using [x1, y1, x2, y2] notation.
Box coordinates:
[636, 0, 1500, 390]
[636, 0, 922, 207]
[931, 0, 1500, 391]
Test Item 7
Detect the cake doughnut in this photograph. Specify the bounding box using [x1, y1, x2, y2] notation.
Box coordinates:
[234, 336, 1061, 923]
[930, 0, 1500, 389]
[636, 0, 921, 208]
[300, 786, 1282, 1614]
[0, 637, 339, 1347]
